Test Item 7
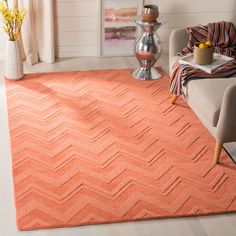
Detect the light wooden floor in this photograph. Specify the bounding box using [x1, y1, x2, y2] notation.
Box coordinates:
[0, 55, 236, 236]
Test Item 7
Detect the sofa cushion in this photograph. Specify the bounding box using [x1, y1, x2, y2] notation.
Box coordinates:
[184, 77, 236, 127]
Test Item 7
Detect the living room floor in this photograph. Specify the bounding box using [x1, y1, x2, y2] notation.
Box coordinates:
[0, 54, 236, 236]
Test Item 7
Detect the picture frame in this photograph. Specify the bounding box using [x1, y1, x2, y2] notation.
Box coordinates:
[100, 0, 141, 57]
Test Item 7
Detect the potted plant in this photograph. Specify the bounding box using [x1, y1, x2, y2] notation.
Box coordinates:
[0, 0, 27, 80]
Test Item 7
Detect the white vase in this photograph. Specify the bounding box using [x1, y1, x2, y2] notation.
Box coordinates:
[5, 40, 24, 80]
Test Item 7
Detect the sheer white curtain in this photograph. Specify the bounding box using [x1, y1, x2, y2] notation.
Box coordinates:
[14, 0, 55, 64]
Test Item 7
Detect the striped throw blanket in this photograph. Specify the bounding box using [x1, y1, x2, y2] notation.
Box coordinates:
[181, 21, 236, 58]
[170, 21, 236, 95]
[170, 60, 236, 95]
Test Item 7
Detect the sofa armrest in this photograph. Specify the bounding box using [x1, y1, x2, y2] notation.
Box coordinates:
[216, 84, 236, 143]
[169, 28, 189, 75]
[169, 28, 189, 59]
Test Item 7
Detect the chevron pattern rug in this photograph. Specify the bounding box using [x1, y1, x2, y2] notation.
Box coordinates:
[5, 69, 236, 231]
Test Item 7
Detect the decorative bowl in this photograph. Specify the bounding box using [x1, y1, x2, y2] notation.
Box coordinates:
[142, 4, 159, 22]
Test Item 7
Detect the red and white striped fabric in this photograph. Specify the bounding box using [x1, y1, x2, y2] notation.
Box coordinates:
[170, 21, 236, 95]
[181, 24, 208, 55]
[208, 22, 236, 58]
[170, 60, 236, 95]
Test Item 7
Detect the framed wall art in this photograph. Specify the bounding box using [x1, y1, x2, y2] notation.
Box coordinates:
[101, 0, 141, 56]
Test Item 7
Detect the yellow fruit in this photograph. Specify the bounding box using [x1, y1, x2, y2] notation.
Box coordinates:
[199, 43, 208, 49]
[205, 40, 213, 47]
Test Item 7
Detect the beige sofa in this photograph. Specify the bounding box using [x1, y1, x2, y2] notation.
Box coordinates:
[169, 28, 236, 164]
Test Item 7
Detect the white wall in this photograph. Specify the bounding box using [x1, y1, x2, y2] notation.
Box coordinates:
[0, 0, 236, 59]
[54, 0, 100, 58]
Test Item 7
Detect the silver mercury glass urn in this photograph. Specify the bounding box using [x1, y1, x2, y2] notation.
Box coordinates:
[132, 5, 162, 80]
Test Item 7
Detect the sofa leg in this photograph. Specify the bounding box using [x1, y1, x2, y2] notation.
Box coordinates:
[171, 95, 179, 104]
[214, 141, 223, 164]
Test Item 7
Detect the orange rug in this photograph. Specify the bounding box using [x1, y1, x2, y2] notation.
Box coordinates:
[5, 68, 236, 231]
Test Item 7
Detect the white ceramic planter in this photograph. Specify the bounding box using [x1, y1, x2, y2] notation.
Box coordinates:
[5, 40, 24, 80]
